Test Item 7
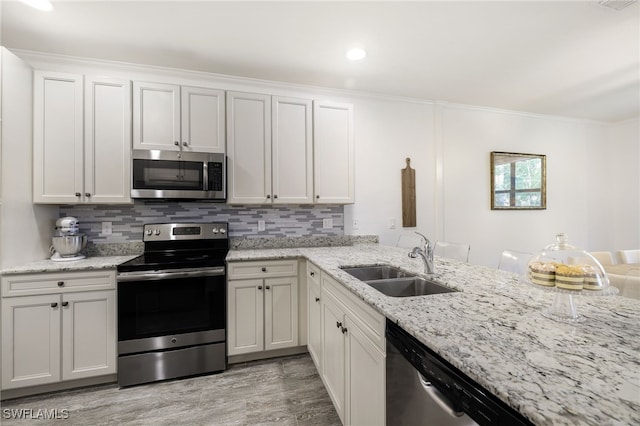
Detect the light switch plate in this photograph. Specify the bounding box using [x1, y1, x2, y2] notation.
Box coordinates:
[323, 218, 333, 229]
[258, 220, 266, 231]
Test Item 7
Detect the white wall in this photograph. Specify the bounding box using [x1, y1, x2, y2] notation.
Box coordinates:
[345, 98, 639, 268]
[0, 48, 58, 268]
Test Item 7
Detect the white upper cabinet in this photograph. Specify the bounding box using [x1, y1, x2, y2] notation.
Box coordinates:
[272, 96, 313, 204]
[313, 101, 354, 204]
[226, 91, 272, 204]
[226, 92, 313, 205]
[33, 71, 131, 204]
[84, 77, 132, 203]
[133, 81, 225, 153]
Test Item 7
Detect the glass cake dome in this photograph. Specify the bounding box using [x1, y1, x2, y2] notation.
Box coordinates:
[524, 233, 617, 323]
[526, 233, 610, 292]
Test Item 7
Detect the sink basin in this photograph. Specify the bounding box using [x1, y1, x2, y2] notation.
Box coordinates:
[365, 277, 457, 298]
[340, 265, 457, 297]
[340, 265, 413, 281]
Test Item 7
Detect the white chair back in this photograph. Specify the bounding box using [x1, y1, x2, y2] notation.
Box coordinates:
[589, 251, 615, 266]
[498, 250, 533, 274]
[616, 249, 640, 264]
[434, 241, 470, 262]
[622, 268, 640, 300]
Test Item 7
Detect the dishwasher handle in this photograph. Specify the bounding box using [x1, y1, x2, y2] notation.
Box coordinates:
[418, 372, 466, 418]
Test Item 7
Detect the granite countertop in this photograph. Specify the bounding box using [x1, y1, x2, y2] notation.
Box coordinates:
[229, 244, 640, 426]
[0, 255, 139, 275]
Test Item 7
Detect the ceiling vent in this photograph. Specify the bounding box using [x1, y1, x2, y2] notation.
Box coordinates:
[598, 0, 637, 10]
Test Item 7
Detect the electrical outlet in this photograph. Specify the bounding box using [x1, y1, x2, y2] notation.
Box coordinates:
[101, 221, 112, 236]
[323, 218, 333, 229]
[258, 220, 266, 231]
[353, 218, 359, 230]
[389, 218, 396, 229]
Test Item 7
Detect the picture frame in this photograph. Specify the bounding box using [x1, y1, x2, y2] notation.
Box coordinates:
[490, 151, 546, 210]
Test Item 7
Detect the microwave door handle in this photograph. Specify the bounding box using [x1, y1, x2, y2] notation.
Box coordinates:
[203, 161, 208, 191]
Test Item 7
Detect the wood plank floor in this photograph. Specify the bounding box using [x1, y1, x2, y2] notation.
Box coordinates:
[1, 354, 341, 425]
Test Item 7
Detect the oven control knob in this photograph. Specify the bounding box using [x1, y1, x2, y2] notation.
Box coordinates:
[154, 229, 161, 236]
[220, 228, 226, 234]
[146, 229, 153, 236]
[212, 228, 219, 234]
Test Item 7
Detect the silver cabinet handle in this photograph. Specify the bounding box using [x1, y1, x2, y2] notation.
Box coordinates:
[61, 301, 69, 307]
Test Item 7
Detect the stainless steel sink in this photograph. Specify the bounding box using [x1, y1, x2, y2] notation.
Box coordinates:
[340, 265, 457, 297]
[365, 277, 456, 297]
[340, 265, 413, 281]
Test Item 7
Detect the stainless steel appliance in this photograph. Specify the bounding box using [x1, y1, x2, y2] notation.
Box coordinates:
[131, 150, 226, 201]
[386, 320, 532, 426]
[50, 216, 87, 261]
[116, 222, 229, 387]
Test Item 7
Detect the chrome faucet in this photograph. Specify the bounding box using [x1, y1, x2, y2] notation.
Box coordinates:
[409, 232, 434, 274]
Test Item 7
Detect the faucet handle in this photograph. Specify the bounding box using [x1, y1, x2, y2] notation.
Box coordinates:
[414, 232, 430, 250]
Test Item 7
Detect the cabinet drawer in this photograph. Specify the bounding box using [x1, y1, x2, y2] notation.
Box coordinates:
[2, 270, 116, 297]
[321, 273, 386, 353]
[227, 260, 298, 279]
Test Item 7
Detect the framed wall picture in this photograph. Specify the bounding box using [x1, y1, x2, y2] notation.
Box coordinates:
[491, 151, 546, 210]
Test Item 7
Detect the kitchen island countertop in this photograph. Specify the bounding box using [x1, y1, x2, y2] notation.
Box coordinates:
[229, 243, 640, 426]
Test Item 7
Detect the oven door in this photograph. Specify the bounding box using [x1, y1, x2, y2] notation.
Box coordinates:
[117, 267, 225, 354]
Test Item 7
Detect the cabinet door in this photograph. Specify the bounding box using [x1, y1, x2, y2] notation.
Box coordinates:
[85, 77, 132, 203]
[181, 86, 225, 153]
[272, 96, 313, 204]
[321, 292, 346, 423]
[307, 278, 322, 370]
[226, 91, 271, 204]
[346, 317, 386, 426]
[33, 71, 84, 203]
[1, 295, 61, 389]
[133, 81, 180, 151]
[264, 276, 298, 351]
[61, 290, 116, 380]
[227, 279, 264, 355]
[313, 101, 354, 204]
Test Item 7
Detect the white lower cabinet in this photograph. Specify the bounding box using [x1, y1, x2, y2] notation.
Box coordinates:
[317, 271, 386, 426]
[306, 262, 322, 369]
[227, 260, 299, 355]
[1, 271, 116, 390]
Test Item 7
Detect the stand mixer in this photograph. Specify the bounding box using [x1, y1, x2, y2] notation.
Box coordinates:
[50, 217, 87, 261]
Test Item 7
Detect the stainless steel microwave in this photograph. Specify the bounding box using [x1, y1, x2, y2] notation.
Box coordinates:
[131, 150, 226, 201]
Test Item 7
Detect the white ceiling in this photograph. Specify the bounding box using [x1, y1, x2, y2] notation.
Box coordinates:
[2, 0, 639, 122]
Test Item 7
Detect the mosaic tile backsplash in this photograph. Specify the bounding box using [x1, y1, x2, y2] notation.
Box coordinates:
[60, 202, 345, 244]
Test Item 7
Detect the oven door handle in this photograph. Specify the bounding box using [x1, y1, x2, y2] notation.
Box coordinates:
[117, 267, 225, 282]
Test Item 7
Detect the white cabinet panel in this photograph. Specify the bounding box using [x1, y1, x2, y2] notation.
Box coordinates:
[133, 81, 180, 151]
[264, 276, 298, 351]
[62, 291, 116, 380]
[33, 71, 83, 203]
[1, 294, 61, 389]
[226, 91, 272, 204]
[272, 96, 313, 204]
[307, 263, 322, 370]
[321, 290, 346, 423]
[227, 279, 264, 355]
[313, 101, 354, 204]
[85, 77, 131, 203]
[181, 86, 225, 153]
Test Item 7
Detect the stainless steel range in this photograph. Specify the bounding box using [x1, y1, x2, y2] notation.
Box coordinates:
[116, 222, 229, 387]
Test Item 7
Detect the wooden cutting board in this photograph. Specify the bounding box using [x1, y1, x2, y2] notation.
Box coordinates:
[401, 157, 416, 227]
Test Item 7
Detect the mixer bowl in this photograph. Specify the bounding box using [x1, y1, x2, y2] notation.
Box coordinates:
[51, 235, 87, 257]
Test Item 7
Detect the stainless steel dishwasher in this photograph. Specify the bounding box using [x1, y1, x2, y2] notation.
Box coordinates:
[386, 320, 532, 426]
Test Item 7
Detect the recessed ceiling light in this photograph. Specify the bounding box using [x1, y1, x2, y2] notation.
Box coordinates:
[20, 0, 53, 11]
[346, 48, 367, 62]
